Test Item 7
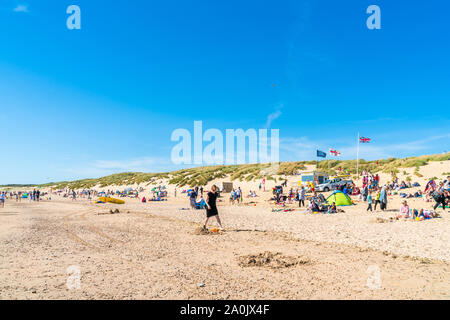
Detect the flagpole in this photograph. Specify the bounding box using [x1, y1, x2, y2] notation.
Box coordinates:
[316, 154, 318, 172]
[328, 151, 330, 173]
[356, 132, 360, 178]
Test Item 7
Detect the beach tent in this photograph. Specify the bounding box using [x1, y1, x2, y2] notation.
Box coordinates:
[326, 191, 353, 206]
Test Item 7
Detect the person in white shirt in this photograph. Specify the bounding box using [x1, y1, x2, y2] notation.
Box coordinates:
[298, 186, 306, 207]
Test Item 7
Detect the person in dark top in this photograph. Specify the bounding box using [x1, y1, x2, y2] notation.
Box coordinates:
[189, 190, 197, 209]
[204, 185, 223, 230]
[433, 182, 447, 211]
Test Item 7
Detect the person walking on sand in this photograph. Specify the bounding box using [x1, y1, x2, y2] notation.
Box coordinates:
[432, 182, 447, 212]
[0, 192, 5, 208]
[367, 192, 373, 212]
[203, 185, 223, 230]
[379, 186, 388, 211]
[189, 188, 197, 209]
[238, 187, 242, 203]
[298, 186, 306, 207]
[374, 189, 381, 210]
[236, 187, 241, 204]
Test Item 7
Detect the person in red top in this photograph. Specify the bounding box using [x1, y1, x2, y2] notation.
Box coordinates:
[373, 174, 380, 187]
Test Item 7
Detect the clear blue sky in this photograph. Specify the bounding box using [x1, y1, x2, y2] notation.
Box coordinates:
[1, 0, 449, 184]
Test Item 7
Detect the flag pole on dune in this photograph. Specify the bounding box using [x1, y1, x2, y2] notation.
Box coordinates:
[328, 150, 330, 172]
[356, 132, 360, 178]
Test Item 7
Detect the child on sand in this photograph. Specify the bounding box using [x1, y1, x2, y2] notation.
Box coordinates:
[398, 201, 409, 218]
[373, 189, 381, 210]
[367, 192, 373, 212]
[328, 202, 337, 214]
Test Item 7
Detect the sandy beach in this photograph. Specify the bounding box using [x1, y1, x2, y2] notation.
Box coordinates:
[1, 163, 449, 300]
[2, 1, 450, 303]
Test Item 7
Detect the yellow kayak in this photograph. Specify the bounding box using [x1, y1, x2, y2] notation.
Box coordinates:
[98, 197, 125, 204]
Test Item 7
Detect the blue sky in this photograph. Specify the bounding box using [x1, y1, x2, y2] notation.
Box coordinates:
[0, 0, 449, 184]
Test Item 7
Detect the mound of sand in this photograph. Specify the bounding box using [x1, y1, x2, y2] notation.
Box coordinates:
[370, 217, 395, 224]
[193, 227, 222, 236]
[238, 251, 310, 269]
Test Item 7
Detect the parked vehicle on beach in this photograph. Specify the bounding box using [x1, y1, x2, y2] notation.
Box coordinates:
[316, 177, 352, 192]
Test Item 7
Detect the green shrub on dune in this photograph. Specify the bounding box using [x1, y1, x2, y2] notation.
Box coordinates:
[30, 152, 449, 189]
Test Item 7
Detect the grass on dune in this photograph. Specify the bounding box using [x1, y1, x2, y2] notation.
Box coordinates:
[30, 152, 450, 189]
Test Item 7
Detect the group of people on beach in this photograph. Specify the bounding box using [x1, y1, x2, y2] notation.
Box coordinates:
[0, 189, 42, 205]
[365, 186, 388, 212]
[270, 171, 449, 217]
[427, 179, 449, 211]
[1, 172, 448, 233]
[230, 187, 243, 204]
[398, 200, 441, 220]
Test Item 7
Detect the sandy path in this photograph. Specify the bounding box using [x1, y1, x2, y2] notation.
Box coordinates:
[0, 199, 449, 299]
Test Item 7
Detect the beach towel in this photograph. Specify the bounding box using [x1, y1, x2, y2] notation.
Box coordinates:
[195, 199, 207, 209]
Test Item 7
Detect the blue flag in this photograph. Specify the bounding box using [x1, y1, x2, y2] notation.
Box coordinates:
[317, 150, 327, 158]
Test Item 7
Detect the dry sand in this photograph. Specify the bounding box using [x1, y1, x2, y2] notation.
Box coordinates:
[1, 161, 449, 299]
[0, 194, 449, 300]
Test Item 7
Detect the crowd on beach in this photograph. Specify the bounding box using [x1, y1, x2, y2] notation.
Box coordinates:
[1, 172, 449, 222]
[257, 171, 449, 218]
[0, 189, 45, 205]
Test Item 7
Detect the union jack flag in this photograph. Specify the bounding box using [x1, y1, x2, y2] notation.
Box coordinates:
[360, 137, 371, 143]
